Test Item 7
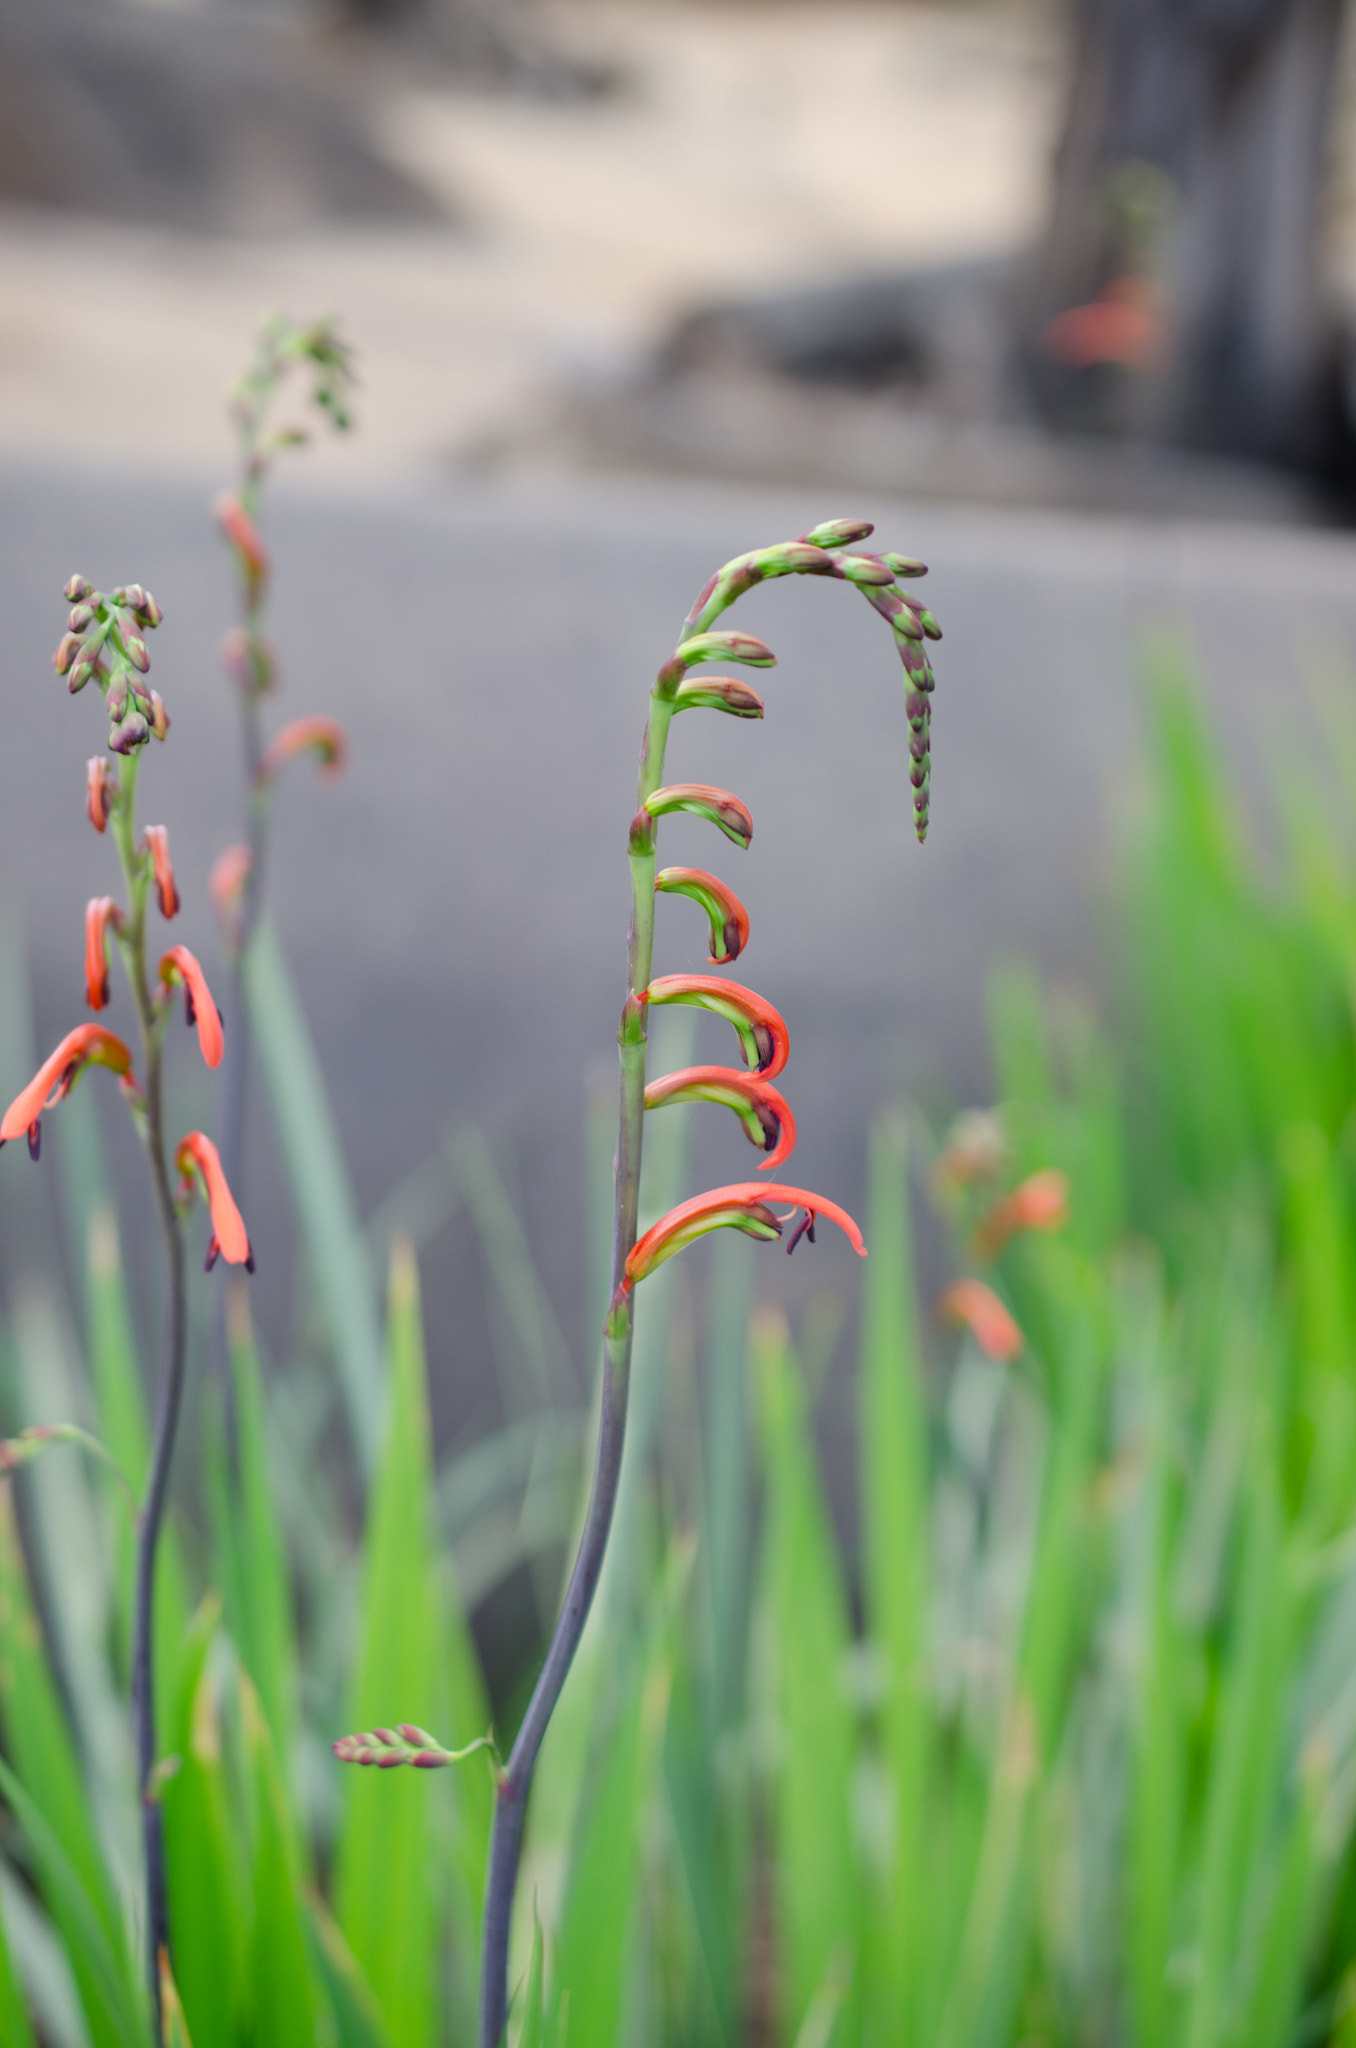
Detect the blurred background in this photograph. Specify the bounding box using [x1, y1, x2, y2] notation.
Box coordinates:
[6, 0, 1356, 1678]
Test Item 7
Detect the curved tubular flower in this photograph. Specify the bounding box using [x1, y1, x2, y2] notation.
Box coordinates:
[672, 675, 765, 719]
[646, 974, 789, 1078]
[85, 896, 122, 1010]
[209, 844, 253, 918]
[644, 1063, 797, 1171]
[159, 946, 224, 1070]
[623, 1180, 866, 1294]
[645, 783, 753, 849]
[975, 1167, 1070, 1257]
[215, 491, 269, 591]
[654, 867, 750, 965]
[256, 714, 348, 785]
[0, 1024, 136, 1152]
[87, 757, 116, 834]
[142, 825, 179, 919]
[939, 1278, 1023, 1361]
[175, 1131, 253, 1271]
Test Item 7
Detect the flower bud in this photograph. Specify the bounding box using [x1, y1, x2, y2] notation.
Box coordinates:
[673, 675, 765, 719]
[142, 825, 179, 918]
[883, 554, 928, 579]
[86, 758, 115, 834]
[176, 1131, 252, 1270]
[654, 867, 749, 964]
[673, 630, 777, 672]
[645, 783, 753, 850]
[64, 574, 91, 602]
[85, 897, 120, 1010]
[124, 633, 150, 674]
[0, 1024, 136, 1150]
[149, 690, 170, 740]
[68, 604, 93, 633]
[797, 517, 875, 549]
[53, 632, 82, 676]
[109, 711, 149, 755]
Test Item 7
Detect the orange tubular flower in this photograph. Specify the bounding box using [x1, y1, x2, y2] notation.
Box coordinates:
[938, 1279, 1023, 1362]
[159, 946, 224, 1069]
[654, 868, 750, 966]
[257, 715, 348, 784]
[142, 825, 179, 919]
[645, 1064, 797, 1172]
[646, 974, 789, 1078]
[86, 757, 115, 834]
[645, 784, 754, 850]
[0, 1025, 136, 1158]
[216, 492, 269, 588]
[209, 844, 253, 917]
[85, 897, 122, 1010]
[975, 1168, 1070, 1258]
[623, 1180, 865, 1295]
[175, 1131, 253, 1271]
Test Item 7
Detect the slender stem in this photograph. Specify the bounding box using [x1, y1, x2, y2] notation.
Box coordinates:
[113, 752, 187, 2024]
[478, 679, 679, 2047]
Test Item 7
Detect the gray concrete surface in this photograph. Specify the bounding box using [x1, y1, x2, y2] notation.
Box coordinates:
[2, 461, 1354, 1443]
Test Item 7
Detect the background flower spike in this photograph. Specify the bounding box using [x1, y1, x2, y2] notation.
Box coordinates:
[623, 1179, 866, 1294]
[333, 1725, 496, 1771]
[939, 1278, 1023, 1361]
[654, 868, 750, 965]
[644, 1064, 798, 1171]
[646, 973, 788, 1075]
[256, 714, 349, 784]
[645, 783, 753, 849]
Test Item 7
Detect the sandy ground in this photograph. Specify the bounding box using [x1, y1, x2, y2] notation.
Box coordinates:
[0, 1, 1063, 481]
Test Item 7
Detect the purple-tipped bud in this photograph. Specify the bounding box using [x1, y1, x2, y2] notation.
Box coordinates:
[883, 554, 928, 579]
[831, 554, 897, 587]
[106, 675, 128, 724]
[110, 711, 149, 755]
[69, 661, 94, 693]
[797, 517, 875, 549]
[673, 675, 765, 719]
[124, 634, 150, 674]
[53, 633, 83, 676]
[68, 604, 93, 633]
[64, 574, 91, 602]
[674, 630, 777, 671]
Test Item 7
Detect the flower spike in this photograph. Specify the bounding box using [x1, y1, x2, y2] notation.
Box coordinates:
[0, 1025, 137, 1152]
[142, 826, 179, 919]
[175, 1131, 252, 1270]
[938, 1279, 1023, 1361]
[159, 947, 224, 1070]
[86, 757, 116, 834]
[646, 975, 789, 1077]
[654, 868, 750, 965]
[85, 897, 122, 1010]
[256, 714, 348, 785]
[333, 1724, 495, 1771]
[645, 784, 753, 850]
[623, 1180, 865, 1294]
[645, 1065, 797, 1171]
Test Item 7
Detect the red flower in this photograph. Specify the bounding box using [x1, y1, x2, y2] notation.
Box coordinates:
[86, 757, 115, 834]
[938, 1279, 1023, 1361]
[175, 1131, 253, 1270]
[85, 897, 122, 1010]
[1043, 276, 1165, 371]
[257, 715, 348, 784]
[644, 784, 754, 850]
[159, 947, 224, 1069]
[142, 825, 179, 919]
[654, 867, 750, 965]
[974, 1169, 1070, 1257]
[216, 492, 269, 589]
[646, 974, 789, 1078]
[623, 1180, 865, 1293]
[0, 1025, 137, 1158]
[644, 1064, 797, 1171]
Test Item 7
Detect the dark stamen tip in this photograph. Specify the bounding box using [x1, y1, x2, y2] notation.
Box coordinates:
[204, 1238, 220, 1273]
[27, 1121, 41, 1163]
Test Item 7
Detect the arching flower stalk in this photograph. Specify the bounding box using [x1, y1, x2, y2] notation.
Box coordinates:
[329, 516, 941, 2040]
[210, 316, 355, 1361]
[0, 577, 252, 2027]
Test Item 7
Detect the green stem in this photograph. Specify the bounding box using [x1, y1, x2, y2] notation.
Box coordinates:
[113, 750, 186, 2027]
